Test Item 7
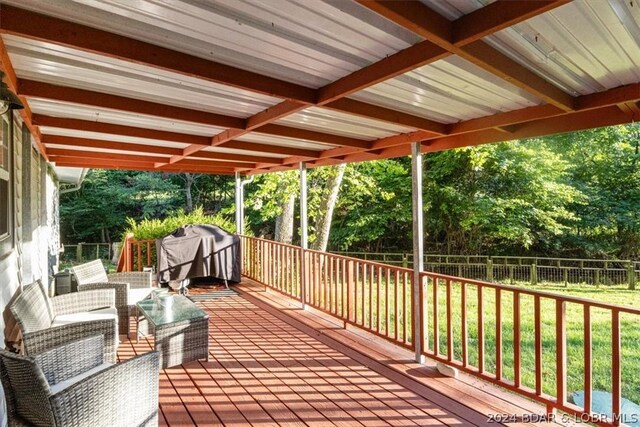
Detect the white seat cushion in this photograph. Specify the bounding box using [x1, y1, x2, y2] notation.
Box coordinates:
[52, 307, 118, 326]
[49, 363, 113, 394]
[129, 288, 153, 305]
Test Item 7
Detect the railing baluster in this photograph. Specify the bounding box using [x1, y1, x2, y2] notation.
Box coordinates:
[513, 291, 521, 388]
[433, 278, 439, 356]
[446, 279, 453, 360]
[556, 300, 567, 406]
[496, 288, 502, 379]
[394, 269, 399, 341]
[146, 241, 151, 267]
[478, 285, 484, 373]
[461, 281, 467, 365]
[386, 268, 391, 337]
[369, 264, 374, 331]
[137, 242, 142, 271]
[534, 295, 542, 396]
[403, 271, 409, 344]
[584, 305, 592, 415]
[612, 310, 621, 425]
[377, 266, 382, 334]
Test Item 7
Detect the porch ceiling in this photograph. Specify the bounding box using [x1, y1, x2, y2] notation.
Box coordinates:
[1, 1, 639, 175]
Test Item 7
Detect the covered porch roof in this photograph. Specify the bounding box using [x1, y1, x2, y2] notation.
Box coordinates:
[1, 0, 639, 176]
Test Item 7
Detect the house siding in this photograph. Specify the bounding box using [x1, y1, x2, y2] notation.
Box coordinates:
[0, 112, 57, 426]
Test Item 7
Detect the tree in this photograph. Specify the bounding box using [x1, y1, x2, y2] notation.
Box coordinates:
[310, 164, 346, 251]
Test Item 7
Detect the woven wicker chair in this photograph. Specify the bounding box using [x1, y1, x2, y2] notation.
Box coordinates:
[72, 259, 153, 335]
[0, 335, 159, 427]
[9, 281, 118, 363]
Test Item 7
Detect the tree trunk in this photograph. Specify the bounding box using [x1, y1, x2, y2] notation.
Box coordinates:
[184, 173, 194, 213]
[311, 163, 346, 252]
[274, 193, 295, 244]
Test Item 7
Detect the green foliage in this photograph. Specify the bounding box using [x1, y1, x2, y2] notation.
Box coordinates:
[60, 123, 640, 259]
[123, 206, 242, 240]
[425, 139, 582, 254]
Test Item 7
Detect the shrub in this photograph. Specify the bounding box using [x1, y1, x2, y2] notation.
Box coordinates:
[123, 207, 248, 241]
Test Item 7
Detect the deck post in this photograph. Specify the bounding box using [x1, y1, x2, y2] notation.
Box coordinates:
[411, 142, 424, 363]
[300, 162, 308, 308]
[235, 172, 242, 235]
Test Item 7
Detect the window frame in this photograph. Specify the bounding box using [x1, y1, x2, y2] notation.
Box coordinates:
[0, 112, 12, 247]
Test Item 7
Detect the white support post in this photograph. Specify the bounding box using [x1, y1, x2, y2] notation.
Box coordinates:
[299, 162, 308, 307]
[235, 172, 242, 235]
[411, 142, 424, 363]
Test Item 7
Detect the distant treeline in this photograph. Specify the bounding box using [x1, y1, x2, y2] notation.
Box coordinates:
[61, 124, 640, 259]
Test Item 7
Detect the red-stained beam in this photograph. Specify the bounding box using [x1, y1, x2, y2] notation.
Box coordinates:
[0, 5, 315, 104]
[358, 0, 574, 111]
[20, 79, 246, 129]
[41, 134, 282, 164]
[47, 147, 257, 170]
[50, 156, 236, 175]
[0, 37, 46, 158]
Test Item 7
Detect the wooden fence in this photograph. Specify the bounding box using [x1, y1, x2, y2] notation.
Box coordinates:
[335, 251, 638, 289]
[119, 235, 640, 425]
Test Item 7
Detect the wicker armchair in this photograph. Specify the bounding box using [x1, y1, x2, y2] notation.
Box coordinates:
[9, 281, 118, 363]
[72, 259, 153, 335]
[0, 335, 159, 427]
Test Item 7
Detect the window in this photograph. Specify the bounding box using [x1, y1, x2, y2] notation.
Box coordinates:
[0, 116, 10, 241]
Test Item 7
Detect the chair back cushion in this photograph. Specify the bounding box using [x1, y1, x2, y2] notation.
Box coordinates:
[0, 350, 55, 426]
[9, 281, 54, 333]
[71, 259, 109, 285]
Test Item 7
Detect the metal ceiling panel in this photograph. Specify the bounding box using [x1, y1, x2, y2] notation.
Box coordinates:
[351, 56, 543, 124]
[4, 0, 420, 88]
[484, 0, 640, 96]
[40, 127, 189, 149]
[28, 98, 227, 137]
[236, 132, 337, 151]
[5, 34, 280, 118]
[201, 146, 287, 159]
[276, 107, 416, 139]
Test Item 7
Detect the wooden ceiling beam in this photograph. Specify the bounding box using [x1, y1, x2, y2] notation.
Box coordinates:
[33, 115, 210, 145]
[22, 81, 356, 153]
[0, 37, 46, 158]
[19, 79, 246, 129]
[42, 135, 182, 156]
[452, 1, 571, 45]
[0, 5, 315, 103]
[48, 150, 249, 170]
[248, 82, 640, 174]
[34, 114, 320, 159]
[323, 98, 446, 135]
[50, 156, 236, 175]
[358, 0, 575, 111]
[40, 134, 281, 164]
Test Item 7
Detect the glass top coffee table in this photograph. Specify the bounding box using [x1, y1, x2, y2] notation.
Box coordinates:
[136, 294, 209, 368]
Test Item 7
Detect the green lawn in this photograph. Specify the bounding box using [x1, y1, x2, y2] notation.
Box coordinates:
[426, 281, 640, 406]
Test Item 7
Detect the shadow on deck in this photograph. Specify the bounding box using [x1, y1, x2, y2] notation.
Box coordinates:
[118, 278, 555, 427]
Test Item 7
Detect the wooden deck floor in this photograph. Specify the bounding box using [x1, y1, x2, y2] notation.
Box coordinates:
[118, 280, 553, 427]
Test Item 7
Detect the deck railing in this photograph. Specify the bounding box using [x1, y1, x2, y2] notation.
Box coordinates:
[120, 234, 639, 425]
[419, 271, 640, 424]
[241, 236, 413, 350]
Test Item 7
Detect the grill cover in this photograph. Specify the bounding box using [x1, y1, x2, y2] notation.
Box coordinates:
[156, 224, 241, 283]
